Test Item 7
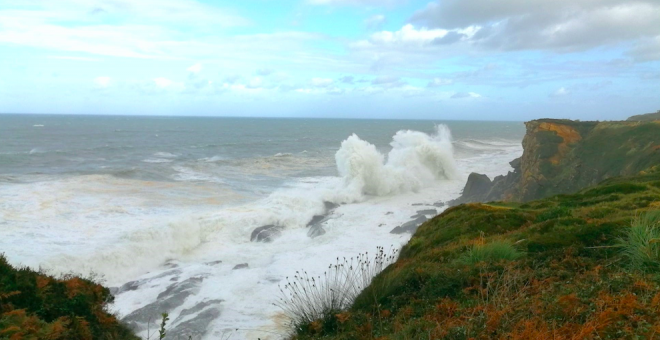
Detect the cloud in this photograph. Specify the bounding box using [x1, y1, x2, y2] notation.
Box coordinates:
[187, 63, 202, 73]
[364, 14, 386, 30]
[311, 78, 333, 88]
[427, 78, 453, 87]
[451, 91, 481, 99]
[371, 76, 405, 88]
[94, 76, 110, 88]
[154, 77, 175, 88]
[307, 0, 402, 6]
[339, 76, 355, 84]
[256, 68, 275, 76]
[410, 0, 660, 53]
[550, 87, 570, 97]
[223, 75, 241, 84]
[628, 36, 660, 62]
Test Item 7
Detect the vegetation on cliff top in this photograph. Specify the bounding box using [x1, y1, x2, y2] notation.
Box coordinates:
[627, 110, 660, 122]
[0, 256, 138, 340]
[290, 166, 660, 339]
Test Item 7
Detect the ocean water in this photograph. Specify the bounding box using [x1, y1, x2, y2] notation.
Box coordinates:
[0, 114, 525, 339]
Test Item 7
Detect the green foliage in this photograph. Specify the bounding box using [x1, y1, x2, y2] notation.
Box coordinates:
[535, 206, 572, 222]
[159, 312, 169, 340]
[458, 239, 523, 265]
[617, 211, 660, 271]
[0, 255, 139, 339]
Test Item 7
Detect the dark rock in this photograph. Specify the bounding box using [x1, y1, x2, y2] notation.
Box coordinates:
[509, 157, 522, 171]
[169, 302, 222, 340]
[463, 173, 492, 198]
[122, 276, 204, 328]
[390, 216, 428, 234]
[433, 202, 445, 207]
[324, 201, 339, 210]
[385, 211, 393, 215]
[233, 263, 249, 270]
[307, 225, 326, 238]
[416, 209, 437, 216]
[411, 203, 425, 206]
[306, 215, 327, 227]
[250, 225, 283, 242]
[205, 260, 223, 266]
[449, 172, 494, 206]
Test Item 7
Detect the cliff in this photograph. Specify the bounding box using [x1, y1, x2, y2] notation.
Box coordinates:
[452, 118, 660, 204]
[291, 167, 660, 339]
[628, 110, 660, 122]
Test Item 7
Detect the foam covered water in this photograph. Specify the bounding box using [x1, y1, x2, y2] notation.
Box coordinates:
[0, 115, 525, 339]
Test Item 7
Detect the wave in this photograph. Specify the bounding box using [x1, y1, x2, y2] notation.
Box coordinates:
[335, 125, 456, 198]
[23, 125, 459, 284]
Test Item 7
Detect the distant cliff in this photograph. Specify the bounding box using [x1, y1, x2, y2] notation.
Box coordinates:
[452, 118, 660, 204]
[628, 110, 660, 122]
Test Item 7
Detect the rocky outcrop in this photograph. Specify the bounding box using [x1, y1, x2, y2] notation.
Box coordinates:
[452, 118, 660, 203]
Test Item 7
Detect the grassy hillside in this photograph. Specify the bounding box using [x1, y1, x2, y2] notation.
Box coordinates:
[628, 110, 660, 122]
[0, 256, 139, 340]
[291, 166, 660, 339]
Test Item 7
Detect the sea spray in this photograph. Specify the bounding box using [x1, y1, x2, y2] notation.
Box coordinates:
[335, 125, 456, 198]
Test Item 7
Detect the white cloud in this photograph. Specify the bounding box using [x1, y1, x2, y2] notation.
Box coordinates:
[187, 63, 202, 73]
[451, 91, 481, 99]
[354, 24, 477, 49]
[308, 0, 402, 6]
[551, 87, 570, 97]
[94, 76, 110, 88]
[311, 78, 333, 88]
[154, 77, 174, 88]
[427, 78, 453, 87]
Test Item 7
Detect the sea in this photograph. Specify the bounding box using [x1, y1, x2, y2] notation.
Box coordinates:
[0, 114, 525, 339]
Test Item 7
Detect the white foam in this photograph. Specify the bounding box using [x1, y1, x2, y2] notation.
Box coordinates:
[335, 125, 456, 198]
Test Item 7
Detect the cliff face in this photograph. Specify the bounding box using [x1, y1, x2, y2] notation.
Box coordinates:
[453, 118, 660, 203]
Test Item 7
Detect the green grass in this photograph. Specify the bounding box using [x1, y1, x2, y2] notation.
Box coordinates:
[458, 239, 523, 265]
[617, 211, 660, 271]
[289, 169, 660, 340]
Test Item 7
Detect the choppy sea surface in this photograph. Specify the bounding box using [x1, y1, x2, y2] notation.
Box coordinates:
[0, 114, 525, 339]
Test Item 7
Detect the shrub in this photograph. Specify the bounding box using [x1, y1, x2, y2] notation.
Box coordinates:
[275, 246, 398, 333]
[459, 239, 523, 265]
[617, 211, 660, 271]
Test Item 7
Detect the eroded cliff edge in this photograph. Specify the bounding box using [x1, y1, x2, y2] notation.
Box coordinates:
[452, 118, 660, 204]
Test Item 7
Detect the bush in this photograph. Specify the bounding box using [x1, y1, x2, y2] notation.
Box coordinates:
[617, 211, 660, 271]
[275, 246, 398, 333]
[459, 239, 523, 265]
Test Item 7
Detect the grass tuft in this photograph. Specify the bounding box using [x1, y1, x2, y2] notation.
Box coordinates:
[274, 246, 398, 334]
[617, 211, 660, 271]
[459, 239, 523, 265]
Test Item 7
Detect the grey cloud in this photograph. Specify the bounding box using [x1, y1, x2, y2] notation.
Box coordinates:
[339, 76, 355, 84]
[431, 31, 465, 45]
[223, 75, 241, 84]
[256, 68, 275, 76]
[628, 36, 660, 61]
[371, 76, 405, 87]
[450, 92, 471, 99]
[410, 0, 660, 53]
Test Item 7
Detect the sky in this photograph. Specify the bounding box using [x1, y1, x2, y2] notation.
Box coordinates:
[0, 0, 659, 121]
